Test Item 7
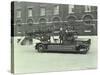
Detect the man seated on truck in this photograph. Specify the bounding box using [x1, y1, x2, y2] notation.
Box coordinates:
[63, 28, 76, 45]
[67, 30, 75, 39]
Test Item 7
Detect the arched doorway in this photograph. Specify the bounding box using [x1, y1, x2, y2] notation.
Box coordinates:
[16, 19, 22, 36]
[52, 17, 61, 30]
[16, 19, 22, 26]
[39, 18, 47, 31]
[26, 19, 34, 33]
[27, 19, 33, 25]
[67, 15, 77, 25]
[66, 15, 77, 31]
[82, 15, 95, 35]
[82, 15, 93, 24]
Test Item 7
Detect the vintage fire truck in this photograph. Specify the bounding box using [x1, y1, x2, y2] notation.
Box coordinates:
[35, 29, 91, 54]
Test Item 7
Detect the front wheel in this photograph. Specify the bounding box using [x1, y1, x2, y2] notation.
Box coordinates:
[79, 49, 88, 54]
[79, 47, 89, 54]
[76, 45, 89, 54]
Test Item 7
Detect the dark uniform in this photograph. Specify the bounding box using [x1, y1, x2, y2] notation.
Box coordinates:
[59, 30, 64, 43]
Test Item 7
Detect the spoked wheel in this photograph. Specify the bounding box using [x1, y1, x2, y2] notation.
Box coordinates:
[76, 45, 89, 54]
[80, 47, 89, 54]
[37, 44, 44, 52]
[79, 49, 88, 54]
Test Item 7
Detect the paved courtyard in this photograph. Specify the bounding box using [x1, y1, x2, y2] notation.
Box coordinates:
[13, 36, 97, 74]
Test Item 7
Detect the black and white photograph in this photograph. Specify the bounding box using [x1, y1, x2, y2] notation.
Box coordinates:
[11, 1, 97, 74]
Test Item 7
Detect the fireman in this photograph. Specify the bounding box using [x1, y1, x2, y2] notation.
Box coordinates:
[59, 27, 64, 43]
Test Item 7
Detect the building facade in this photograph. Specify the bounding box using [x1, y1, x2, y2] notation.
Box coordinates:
[12, 2, 97, 36]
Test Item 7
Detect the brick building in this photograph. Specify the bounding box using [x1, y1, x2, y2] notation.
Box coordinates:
[12, 1, 97, 36]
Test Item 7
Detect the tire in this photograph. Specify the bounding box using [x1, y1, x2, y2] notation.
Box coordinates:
[76, 45, 88, 54]
[79, 50, 87, 54]
[37, 44, 44, 52]
[79, 48, 88, 54]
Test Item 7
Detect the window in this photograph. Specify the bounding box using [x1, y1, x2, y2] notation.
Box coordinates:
[54, 5, 59, 15]
[28, 8, 33, 17]
[68, 5, 74, 14]
[40, 8, 46, 16]
[85, 6, 91, 12]
[16, 9, 21, 18]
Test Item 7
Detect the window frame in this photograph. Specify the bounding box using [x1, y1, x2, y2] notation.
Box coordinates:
[16, 9, 21, 18]
[53, 5, 60, 15]
[28, 8, 33, 17]
[68, 5, 74, 14]
[40, 7, 46, 16]
[85, 6, 91, 12]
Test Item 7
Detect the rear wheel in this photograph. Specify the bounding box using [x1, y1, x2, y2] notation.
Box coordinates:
[37, 44, 45, 52]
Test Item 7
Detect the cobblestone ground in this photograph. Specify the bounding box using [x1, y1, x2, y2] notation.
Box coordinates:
[13, 36, 97, 74]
